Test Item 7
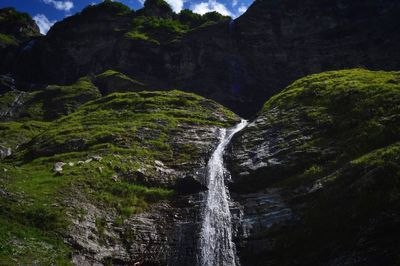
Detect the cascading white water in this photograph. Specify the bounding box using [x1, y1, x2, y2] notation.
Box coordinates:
[0, 91, 26, 118]
[199, 120, 248, 266]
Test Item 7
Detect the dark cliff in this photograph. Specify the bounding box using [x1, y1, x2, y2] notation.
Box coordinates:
[0, 71, 239, 264]
[227, 69, 400, 265]
[2, 0, 400, 117]
[1, 0, 400, 265]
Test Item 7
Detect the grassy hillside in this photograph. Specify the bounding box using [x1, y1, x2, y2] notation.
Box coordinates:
[0, 76, 238, 264]
[230, 69, 400, 265]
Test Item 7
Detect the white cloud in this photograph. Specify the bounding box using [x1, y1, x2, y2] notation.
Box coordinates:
[136, 0, 184, 12]
[42, 0, 74, 12]
[191, 0, 232, 16]
[237, 4, 247, 15]
[165, 0, 185, 12]
[33, 14, 56, 34]
[135, 0, 248, 16]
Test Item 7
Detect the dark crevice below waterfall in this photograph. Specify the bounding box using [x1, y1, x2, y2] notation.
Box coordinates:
[198, 120, 248, 266]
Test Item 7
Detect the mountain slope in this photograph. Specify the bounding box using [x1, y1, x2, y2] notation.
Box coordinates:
[2, 0, 400, 117]
[0, 78, 239, 264]
[227, 69, 400, 265]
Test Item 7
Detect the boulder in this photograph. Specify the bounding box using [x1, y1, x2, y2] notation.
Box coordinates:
[53, 162, 66, 174]
[0, 145, 11, 159]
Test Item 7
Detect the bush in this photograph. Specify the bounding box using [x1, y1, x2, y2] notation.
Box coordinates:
[179, 9, 204, 28]
[25, 206, 62, 230]
[203, 11, 231, 22]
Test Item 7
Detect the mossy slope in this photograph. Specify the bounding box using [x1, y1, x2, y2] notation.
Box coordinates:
[0, 84, 238, 264]
[0, 70, 151, 122]
[229, 69, 400, 265]
[0, 7, 40, 47]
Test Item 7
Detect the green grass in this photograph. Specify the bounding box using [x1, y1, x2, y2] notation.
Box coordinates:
[0, 7, 39, 40]
[0, 71, 148, 122]
[0, 217, 72, 265]
[144, 0, 173, 13]
[124, 8, 230, 44]
[0, 8, 32, 25]
[81, 0, 131, 16]
[0, 120, 49, 150]
[0, 77, 101, 122]
[93, 69, 147, 94]
[124, 30, 160, 44]
[242, 69, 400, 265]
[95, 70, 135, 81]
[0, 161, 73, 264]
[0, 87, 238, 264]
[259, 68, 400, 187]
[125, 16, 189, 44]
[0, 33, 17, 46]
[276, 142, 400, 265]
[21, 77, 101, 121]
[23, 90, 237, 161]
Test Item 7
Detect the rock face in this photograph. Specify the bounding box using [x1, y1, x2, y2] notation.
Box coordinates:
[2, 1, 400, 117]
[227, 69, 400, 265]
[0, 7, 40, 77]
[232, 0, 400, 115]
[56, 92, 235, 265]
[0, 145, 11, 159]
[0, 7, 40, 42]
[1, 1, 400, 265]
[0, 70, 149, 122]
[0, 85, 240, 265]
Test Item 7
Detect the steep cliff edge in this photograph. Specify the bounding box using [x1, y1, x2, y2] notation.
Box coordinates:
[227, 69, 400, 265]
[2, 0, 400, 117]
[0, 7, 40, 46]
[1, 0, 400, 264]
[0, 74, 239, 265]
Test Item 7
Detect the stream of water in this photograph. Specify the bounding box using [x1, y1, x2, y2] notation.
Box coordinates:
[199, 120, 248, 266]
[0, 90, 26, 118]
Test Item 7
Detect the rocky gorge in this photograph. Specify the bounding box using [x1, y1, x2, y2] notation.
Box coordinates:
[0, 0, 400, 265]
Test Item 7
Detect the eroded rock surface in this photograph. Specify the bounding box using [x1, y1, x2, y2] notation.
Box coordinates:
[227, 69, 400, 265]
[2, 0, 400, 117]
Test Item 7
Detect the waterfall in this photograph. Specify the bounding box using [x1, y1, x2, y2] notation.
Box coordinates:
[199, 120, 248, 266]
[0, 90, 26, 118]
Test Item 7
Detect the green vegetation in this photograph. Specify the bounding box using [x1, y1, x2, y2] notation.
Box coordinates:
[245, 69, 400, 265]
[261, 142, 400, 265]
[69, 0, 230, 44]
[81, 0, 132, 16]
[23, 90, 237, 161]
[144, 0, 173, 13]
[93, 70, 147, 94]
[260, 69, 400, 187]
[0, 82, 238, 263]
[124, 1, 230, 44]
[23, 77, 101, 120]
[0, 32, 17, 46]
[0, 120, 49, 150]
[0, 71, 149, 122]
[125, 29, 160, 44]
[0, 7, 32, 25]
[6, 77, 101, 121]
[126, 15, 189, 44]
[0, 217, 72, 265]
[0, 7, 39, 40]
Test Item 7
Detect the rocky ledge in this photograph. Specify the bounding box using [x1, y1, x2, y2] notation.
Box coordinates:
[227, 69, 400, 265]
[0, 77, 239, 265]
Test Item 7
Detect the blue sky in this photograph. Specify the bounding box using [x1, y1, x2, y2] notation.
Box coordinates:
[0, 0, 254, 34]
